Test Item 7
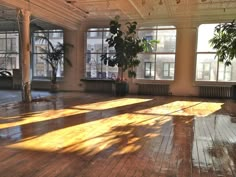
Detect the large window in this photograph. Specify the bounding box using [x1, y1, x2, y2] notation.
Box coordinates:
[196, 24, 236, 82]
[0, 32, 19, 74]
[85, 28, 118, 79]
[32, 30, 64, 79]
[136, 26, 176, 80]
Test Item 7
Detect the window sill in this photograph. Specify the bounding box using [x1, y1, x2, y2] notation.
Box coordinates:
[135, 79, 174, 85]
[32, 78, 63, 82]
[81, 78, 115, 83]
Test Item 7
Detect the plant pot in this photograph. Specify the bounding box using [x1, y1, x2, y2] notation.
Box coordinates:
[113, 82, 129, 96]
[231, 116, 236, 123]
[51, 83, 59, 93]
[232, 85, 236, 100]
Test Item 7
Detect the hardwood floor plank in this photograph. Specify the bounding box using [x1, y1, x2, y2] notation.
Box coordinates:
[202, 116, 232, 177]
[0, 93, 236, 177]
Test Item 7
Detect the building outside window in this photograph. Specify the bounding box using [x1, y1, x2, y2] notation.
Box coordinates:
[0, 32, 19, 74]
[196, 62, 211, 80]
[196, 24, 236, 82]
[136, 26, 176, 80]
[85, 28, 118, 79]
[218, 63, 232, 81]
[163, 62, 175, 79]
[32, 29, 64, 80]
[144, 62, 154, 78]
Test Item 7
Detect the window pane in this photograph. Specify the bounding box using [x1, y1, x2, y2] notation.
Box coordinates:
[156, 30, 176, 53]
[136, 54, 155, 79]
[139, 26, 175, 30]
[0, 32, 19, 74]
[144, 62, 154, 78]
[197, 24, 217, 52]
[230, 60, 236, 82]
[145, 70, 150, 76]
[32, 30, 64, 79]
[195, 54, 217, 81]
[107, 66, 118, 79]
[163, 63, 168, 70]
[49, 32, 63, 39]
[0, 38, 6, 52]
[85, 54, 118, 79]
[49, 35, 63, 48]
[33, 33, 49, 52]
[7, 33, 19, 52]
[138, 30, 157, 52]
[6, 54, 17, 70]
[163, 70, 169, 77]
[86, 51, 91, 64]
[87, 34, 103, 53]
[33, 54, 49, 77]
[86, 27, 176, 80]
[170, 68, 174, 77]
[156, 54, 175, 80]
[218, 62, 233, 81]
[86, 54, 101, 78]
[136, 27, 176, 81]
[145, 62, 151, 69]
[85, 28, 117, 79]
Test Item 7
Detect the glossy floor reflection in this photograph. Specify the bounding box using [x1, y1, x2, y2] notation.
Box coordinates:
[0, 92, 236, 177]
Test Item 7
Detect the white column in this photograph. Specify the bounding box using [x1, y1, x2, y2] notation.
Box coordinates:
[21, 9, 32, 102]
[170, 25, 199, 96]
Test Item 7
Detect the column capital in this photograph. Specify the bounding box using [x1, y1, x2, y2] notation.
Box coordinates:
[20, 9, 31, 18]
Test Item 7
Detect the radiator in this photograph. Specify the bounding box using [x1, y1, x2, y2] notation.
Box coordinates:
[199, 86, 232, 98]
[138, 84, 169, 96]
[85, 81, 113, 93]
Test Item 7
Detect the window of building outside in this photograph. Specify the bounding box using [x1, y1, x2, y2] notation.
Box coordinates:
[196, 24, 236, 82]
[0, 32, 19, 74]
[85, 28, 118, 79]
[144, 62, 154, 78]
[32, 29, 64, 80]
[136, 26, 176, 80]
[163, 62, 175, 79]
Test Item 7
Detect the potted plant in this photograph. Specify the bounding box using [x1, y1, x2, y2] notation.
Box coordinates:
[209, 20, 236, 100]
[101, 16, 158, 96]
[36, 35, 73, 92]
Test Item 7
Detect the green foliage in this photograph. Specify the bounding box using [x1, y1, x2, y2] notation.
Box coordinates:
[36, 35, 73, 84]
[209, 20, 236, 66]
[101, 16, 158, 79]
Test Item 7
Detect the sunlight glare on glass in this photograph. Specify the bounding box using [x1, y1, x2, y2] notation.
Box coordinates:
[197, 24, 218, 52]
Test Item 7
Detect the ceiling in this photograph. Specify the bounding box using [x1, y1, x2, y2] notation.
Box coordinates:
[0, 0, 236, 30]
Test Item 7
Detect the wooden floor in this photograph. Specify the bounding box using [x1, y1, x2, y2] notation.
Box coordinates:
[0, 92, 236, 177]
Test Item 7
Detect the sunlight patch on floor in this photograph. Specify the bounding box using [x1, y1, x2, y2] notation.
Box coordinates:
[134, 101, 224, 117]
[6, 112, 170, 157]
[0, 98, 152, 129]
[72, 98, 152, 110]
[3, 99, 224, 158]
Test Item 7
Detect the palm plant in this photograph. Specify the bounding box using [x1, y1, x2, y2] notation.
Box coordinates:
[36, 35, 73, 91]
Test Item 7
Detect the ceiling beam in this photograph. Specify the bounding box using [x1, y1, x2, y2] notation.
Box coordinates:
[127, 0, 144, 19]
[37, 0, 85, 20]
[0, 0, 80, 29]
